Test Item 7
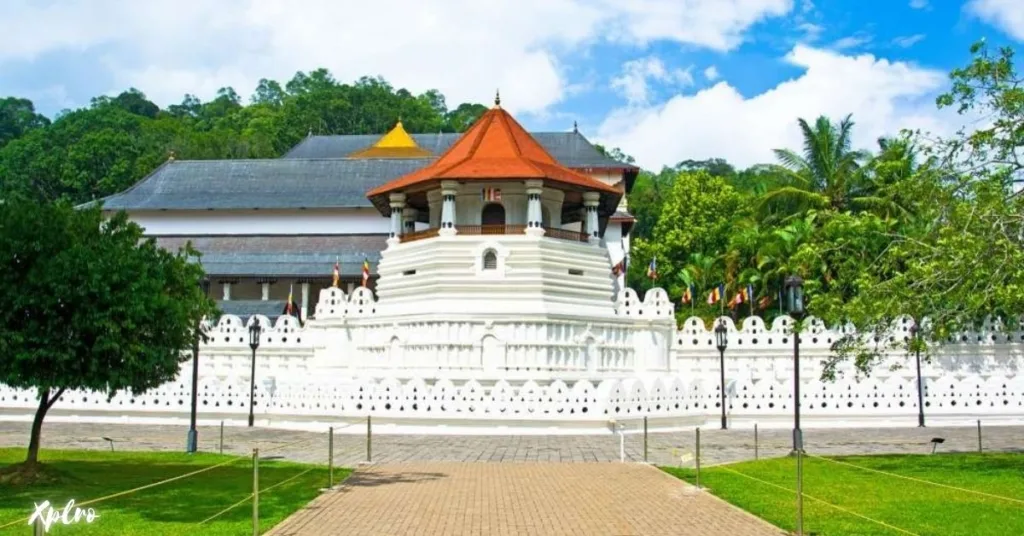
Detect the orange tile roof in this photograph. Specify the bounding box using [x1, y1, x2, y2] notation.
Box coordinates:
[366, 105, 621, 199]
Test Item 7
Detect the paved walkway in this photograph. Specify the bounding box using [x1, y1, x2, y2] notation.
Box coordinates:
[1, 422, 1019, 466]
[265, 462, 783, 536]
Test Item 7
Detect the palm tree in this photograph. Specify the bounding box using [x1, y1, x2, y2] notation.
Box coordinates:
[759, 115, 875, 220]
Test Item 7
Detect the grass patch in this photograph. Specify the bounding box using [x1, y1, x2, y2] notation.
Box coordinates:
[663, 453, 1024, 536]
[0, 448, 351, 535]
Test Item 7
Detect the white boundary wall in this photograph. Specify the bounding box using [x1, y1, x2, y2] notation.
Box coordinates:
[2, 287, 1022, 434]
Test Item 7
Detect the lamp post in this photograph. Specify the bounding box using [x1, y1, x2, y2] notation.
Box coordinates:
[715, 320, 729, 430]
[785, 275, 805, 453]
[911, 322, 925, 427]
[248, 318, 262, 427]
[187, 279, 210, 454]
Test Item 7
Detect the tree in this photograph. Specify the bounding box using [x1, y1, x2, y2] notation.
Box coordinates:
[0, 97, 49, 148]
[760, 115, 872, 219]
[0, 204, 213, 471]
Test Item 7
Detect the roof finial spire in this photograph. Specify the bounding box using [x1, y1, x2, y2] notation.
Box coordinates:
[573, 120, 578, 133]
[494, 89, 501, 108]
[167, 150, 176, 161]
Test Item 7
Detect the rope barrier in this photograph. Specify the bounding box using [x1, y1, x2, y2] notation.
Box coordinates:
[713, 464, 922, 536]
[806, 453, 1024, 506]
[198, 493, 255, 525]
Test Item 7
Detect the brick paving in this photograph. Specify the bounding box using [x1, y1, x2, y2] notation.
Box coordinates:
[265, 462, 784, 536]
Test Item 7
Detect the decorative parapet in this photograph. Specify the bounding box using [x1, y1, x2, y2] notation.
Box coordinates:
[202, 313, 310, 350]
[313, 286, 378, 320]
[613, 287, 674, 319]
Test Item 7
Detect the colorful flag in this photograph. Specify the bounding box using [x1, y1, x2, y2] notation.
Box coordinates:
[758, 294, 772, 309]
[284, 285, 295, 316]
[729, 289, 744, 308]
[482, 187, 502, 202]
[681, 285, 693, 304]
[362, 259, 370, 287]
[707, 284, 724, 305]
[332, 261, 340, 288]
[646, 258, 657, 280]
[612, 260, 625, 276]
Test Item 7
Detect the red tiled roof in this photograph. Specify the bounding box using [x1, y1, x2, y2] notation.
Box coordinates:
[366, 106, 621, 198]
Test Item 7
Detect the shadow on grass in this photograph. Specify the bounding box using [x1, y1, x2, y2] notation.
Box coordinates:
[0, 457, 330, 527]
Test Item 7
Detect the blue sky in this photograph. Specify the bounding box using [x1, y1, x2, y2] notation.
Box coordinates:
[0, 0, 1021, 169]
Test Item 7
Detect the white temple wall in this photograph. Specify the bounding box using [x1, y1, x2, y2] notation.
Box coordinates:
[124, 208, 389, 236]
[2, 287, 1023, 431]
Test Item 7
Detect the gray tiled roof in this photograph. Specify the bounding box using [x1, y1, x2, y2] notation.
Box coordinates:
[156, 235, 385, 277]
[284, 132, 635, 170]
[97, 159, 427, 211]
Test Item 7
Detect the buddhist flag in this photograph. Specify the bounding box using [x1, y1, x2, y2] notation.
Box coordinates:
[482, 187, 502, 202]
[758, 294, 772, 310]
[612, 260, 625, 276]
[681, 285, 693, 304]
[707, 284, 724, 305]
[362, 259, 370, 287]
[332, 261, 340, 288]
[646, 258, 657, 280]
[284, 285, 295, 316]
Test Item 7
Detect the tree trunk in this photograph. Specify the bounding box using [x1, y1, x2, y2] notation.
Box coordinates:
[26, 387, 64, 465]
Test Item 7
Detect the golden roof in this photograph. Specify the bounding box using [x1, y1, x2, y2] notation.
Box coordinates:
[348, 121, 433, 159]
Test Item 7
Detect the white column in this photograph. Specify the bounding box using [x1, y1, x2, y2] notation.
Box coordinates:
[583, 192, 601, 244]
[439, 180, 459, 236]
[261, 282, 270, 301]
[347, 282, 355, 294]
[300, 282, 310, 321]
[388, 192, 406, 244]
[222, 281, 232, 301]
[525, 179, 545, 236]
[403, 207, 418, 234]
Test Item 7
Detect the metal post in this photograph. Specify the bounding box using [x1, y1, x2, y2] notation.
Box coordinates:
[366, 415, 372, 463]
[252, 448, 259, 536]
[977, 420, 982, 453]
[796, 437, 804, 536]
[328, 426, 334, 488]
[219, 421, 224, 455]
[187, 325, 200, 453]
[643, 416, 648, 462]
[755, 423, 759, 460]
[695, 427, 701, 489]
[914, 328, 925, 427]
[248, 346, 257, 427]
[719, 347, 728, 429]
[33, 517, 44, 536]
[792, 324, 802, 453]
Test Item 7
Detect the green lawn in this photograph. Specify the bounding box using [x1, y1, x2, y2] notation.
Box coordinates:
[0, 448, 351, 535]
[663, 453, 1024, 536]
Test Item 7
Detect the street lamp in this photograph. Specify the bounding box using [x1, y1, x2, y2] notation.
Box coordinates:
[248, 317, 262, 427]
[715, 320, 729, 430]
[785, 275, 805, 453]
[187, 278, 210, 454]
[911, 322, 925, 427]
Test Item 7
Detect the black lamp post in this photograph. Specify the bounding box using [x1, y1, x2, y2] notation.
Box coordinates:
[248, 318, 262, 427]
[187, 279, 210, 454]
[911, 322, 925, 427]
[715, 320, 729, 430]
[785, 275, 805, 453]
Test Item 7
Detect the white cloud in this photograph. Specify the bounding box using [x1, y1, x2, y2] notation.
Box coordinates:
[893, 34, 926, 48]
[967, 0, 1024, 41]
[612, 57, 694, 105]
[704, 65, 720, 81]
[596, 45, 959, 169]
[798, 22, 825, 42]
[909, 0, 928, 9]
[0, 0, 794, 115]
[832, 34, 873, 50]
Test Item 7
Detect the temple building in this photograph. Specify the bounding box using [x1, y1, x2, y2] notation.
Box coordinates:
[97, 96, 638, 321]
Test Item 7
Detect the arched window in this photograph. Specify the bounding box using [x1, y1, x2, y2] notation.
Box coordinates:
[483, 250, 498, 270]
[481, 203, 506, 226]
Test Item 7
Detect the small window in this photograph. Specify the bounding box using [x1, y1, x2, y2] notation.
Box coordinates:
[568, 269, 584, 276]
[403, 269, 417, 276]
[483, 250, 498, 270]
